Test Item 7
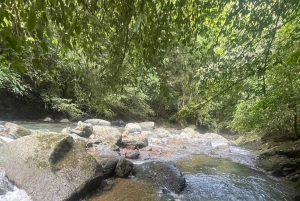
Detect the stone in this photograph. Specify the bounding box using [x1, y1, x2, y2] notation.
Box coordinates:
[125, 123, 142, 134]
[60, 119, 70, 123]
[0, 132, 103, 201]
[3, 122, 31, 139]
[84, 119, 111, 126]
[43, 117, 54, 122]
[72, 121, 93, 138]
[132, 161, 186, 193]
[122, 133, 148, 149]
[95, 144, 120, 158]
[142, 146, 152, 151]
[61, 127, 71, 135]
[115, 158, 133, 178]
[98, 158, 119, 179]
[93, 126, 122, 146]
[0, 168, 14, 195]
[138, 152, 150, 160]
[0, 138, 6, 147]
[138, 122, 155, 130]
[125, 149, 140, 159]
[154, 128, 170, 138]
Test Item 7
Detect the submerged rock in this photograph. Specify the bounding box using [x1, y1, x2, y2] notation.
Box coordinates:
[0, 132, 103, 201]
[132, 161, 186, 193]
[3, 122, 31, 139]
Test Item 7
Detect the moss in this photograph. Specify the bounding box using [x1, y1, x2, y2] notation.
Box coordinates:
[16, 127, 31, 138]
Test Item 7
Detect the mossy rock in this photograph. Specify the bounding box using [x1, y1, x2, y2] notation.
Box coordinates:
[0, 132, 103, 201]
[3, 122, 31, 139]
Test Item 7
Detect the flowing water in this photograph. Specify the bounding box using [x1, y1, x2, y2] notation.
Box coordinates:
[0, 121, 297, 201]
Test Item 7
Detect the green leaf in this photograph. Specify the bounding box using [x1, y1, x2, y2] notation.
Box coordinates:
[32, 59, 44, 71]
[40, 42, 48, 52]
[87, 14, 102, 27]
[27, 7, 36, 31]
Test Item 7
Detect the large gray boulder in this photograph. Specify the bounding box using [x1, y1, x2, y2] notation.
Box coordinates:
[0, 133, 103, 201]
[93, 126, 122, 146]
[122, 133, 148, 149]
[84, 119, 111, 126]
[132, 161, 186, 193]
[3, 122, 31, 139]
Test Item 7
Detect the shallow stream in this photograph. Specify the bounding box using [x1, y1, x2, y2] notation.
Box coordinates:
[0, 121, 297, 201]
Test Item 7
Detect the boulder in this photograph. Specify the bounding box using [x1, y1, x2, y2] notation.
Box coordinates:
[154, 128, 170, 138]
[138, 122, 155, 130]
[84, 119, 111, 126]
[0, 168, 14, 195]
[43, 117, 54, 122]
[93, 126, 122, 146]
[95, 144, 120, 158]
[98, 158, 119, 179]
[115, 158, 133, 178]
[132, 161, 186, 193]
[125, 123, 142, 134]
[61, 127, 71, 135]
[70, 121, 93, 138]
[0, 133, 103, 201]
[122, 134, 148, 149]
[60, 119, 70, 123]
[199, 133, 229, 148]
[125, 149, 140, 159]
[3, 122, 31, 139]
[137, 152, 150, 160]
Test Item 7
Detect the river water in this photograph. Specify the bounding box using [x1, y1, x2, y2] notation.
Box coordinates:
[0, 121, 297, 201]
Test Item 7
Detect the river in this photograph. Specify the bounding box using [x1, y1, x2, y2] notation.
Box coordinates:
[0, 121, 297, 201]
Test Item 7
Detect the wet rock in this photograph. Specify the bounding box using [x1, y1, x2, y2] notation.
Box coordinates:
[98, 158, 119, 178]
[138, 122, 155, 130]
[125, 149, 140, 159]
[111, 120, 125, 127]
[71, 121, 93, 138]
[3, 122, 31, 139]
[142, 146, 152, 151]
[60, 119, 70, 123]
[122, 134, 148, 149]
[0, 168, 14, 195]
[61, 127, 71, 135]
[125, 123, 141, 134]
[0, 133, 103, 201]
[0, 138, 5, 147]
[138, 152, 150, 160]
[154, 128, 170, 138]
[95, 144, 121, 158]
[84, 119, 111, 126]
[115, 158, 133, 178]
[0, 125, 4, 132]
[43, 117, 54, 122]
[93, 126, 122, 146]
[234, 134, 261, 151]
[132, 161, 186, 193]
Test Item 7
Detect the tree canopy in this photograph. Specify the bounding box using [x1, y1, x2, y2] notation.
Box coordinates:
[1, 0, 300, 137]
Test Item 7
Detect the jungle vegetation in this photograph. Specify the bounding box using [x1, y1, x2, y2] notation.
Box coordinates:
[0, 0, 299, 138]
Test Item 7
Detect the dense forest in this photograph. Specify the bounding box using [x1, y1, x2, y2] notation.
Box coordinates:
[0, 0, 299, 138]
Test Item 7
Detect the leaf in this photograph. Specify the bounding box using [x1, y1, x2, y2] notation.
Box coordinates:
[6, 36, 18, 51]
[32, 59, 44, 71]
[87, 14, 102, 27]
[133, 15, 143, 33]
[40, 42, 48, 52]
[27, 7, 36, 31]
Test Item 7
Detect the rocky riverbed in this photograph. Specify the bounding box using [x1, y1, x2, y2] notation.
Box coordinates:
[0, 119, 298, 201]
